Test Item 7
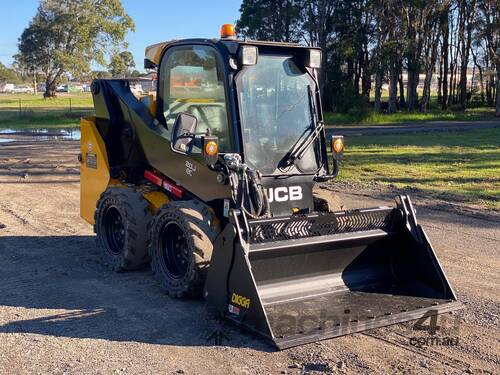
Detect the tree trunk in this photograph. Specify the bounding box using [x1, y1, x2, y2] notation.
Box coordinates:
[374, 70, 383, 112]
[478, 67, 484, 104]
[486, 73, 494, 106]
[471, 47, 485, 104]
[32, 72, 37, 95]
[388, 64, 398, 113]
[441, 11, 449, 110]
[448, 61, 456, 106]
[420, 32, 439, 113]
[437, 61, 443, 104]
[361, 49, 371, 98]
[496, 66, 500, 117]
[354, 60, 361, 95]
[398, 73, 406, 109]
[44, 76, 59, 98]
[458, 0, 476, 110]
[407, 71, 419, 111]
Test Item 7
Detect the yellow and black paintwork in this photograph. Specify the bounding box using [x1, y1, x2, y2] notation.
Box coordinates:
[80, 117, 111, 224]
[79, 116, 169, 224]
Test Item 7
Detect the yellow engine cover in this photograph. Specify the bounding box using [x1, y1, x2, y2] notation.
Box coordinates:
[79, 117, 111, 224]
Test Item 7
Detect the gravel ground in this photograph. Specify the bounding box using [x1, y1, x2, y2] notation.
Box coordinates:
[0, 138, 498, 374]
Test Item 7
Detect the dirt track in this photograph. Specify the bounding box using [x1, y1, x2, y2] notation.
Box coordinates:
[0, 139, 498, 374]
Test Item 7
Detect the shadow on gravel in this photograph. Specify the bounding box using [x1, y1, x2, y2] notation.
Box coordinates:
[0, 235, 271, 351]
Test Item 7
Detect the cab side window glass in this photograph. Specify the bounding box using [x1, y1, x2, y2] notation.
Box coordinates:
[161, 45, 230, 151]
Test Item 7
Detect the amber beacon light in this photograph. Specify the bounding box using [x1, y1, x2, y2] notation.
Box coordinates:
[220, 24, 236, 39]
[205, 141, 218, 156]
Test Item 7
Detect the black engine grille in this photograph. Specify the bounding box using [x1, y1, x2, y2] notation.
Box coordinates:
[247, 208, 396, 244]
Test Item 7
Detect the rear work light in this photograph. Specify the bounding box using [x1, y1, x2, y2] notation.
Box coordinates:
[306, 49, 322, 69]
[240, 45, 258, 66]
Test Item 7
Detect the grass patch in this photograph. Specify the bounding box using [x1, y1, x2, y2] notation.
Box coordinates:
[336, 128, 500, 210]
[0, 93, 93, 129]
[324, 108, 495, 125]
[0, 114, 85, 129]
[0, 93, 93, 109]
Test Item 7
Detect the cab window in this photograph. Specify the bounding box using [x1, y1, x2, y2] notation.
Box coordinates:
[160, 45, 231, 151]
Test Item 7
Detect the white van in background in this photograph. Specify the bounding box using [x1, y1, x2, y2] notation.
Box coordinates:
[130, 84, 144, 96]
[0, 83, 15, 93]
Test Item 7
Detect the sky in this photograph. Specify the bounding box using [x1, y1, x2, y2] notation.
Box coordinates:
[0, 0, 242, 70]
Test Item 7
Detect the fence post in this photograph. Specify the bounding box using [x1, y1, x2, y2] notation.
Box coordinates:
[18, 98, 21, 118]
[69, 97, 72, 113]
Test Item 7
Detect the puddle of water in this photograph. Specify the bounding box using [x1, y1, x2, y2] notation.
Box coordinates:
[0, 128, 80, 141]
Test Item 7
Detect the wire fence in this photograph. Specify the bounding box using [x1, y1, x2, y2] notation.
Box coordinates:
[0, 97, 95, 122]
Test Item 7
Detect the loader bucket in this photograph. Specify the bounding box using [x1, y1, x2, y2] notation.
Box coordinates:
[205, 195, 462, 349]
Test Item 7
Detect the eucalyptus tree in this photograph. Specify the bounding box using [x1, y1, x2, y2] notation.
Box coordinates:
[16, 0, 134, 97]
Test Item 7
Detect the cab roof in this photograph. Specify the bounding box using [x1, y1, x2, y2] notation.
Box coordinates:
[144, 38, 318, 68]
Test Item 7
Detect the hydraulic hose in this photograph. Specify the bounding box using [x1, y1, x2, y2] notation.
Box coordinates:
[225, 155, 269, 219]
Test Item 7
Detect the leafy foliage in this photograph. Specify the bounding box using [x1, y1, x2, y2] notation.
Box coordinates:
[237, 0, 301, 42]
[237, 0, 500, 117]
[108, 51, 136, 78]
[0, 62, 21, 84]
[15, 0, 135, 96]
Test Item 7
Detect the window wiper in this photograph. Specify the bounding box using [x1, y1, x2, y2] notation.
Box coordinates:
[281, 85, 323, 167]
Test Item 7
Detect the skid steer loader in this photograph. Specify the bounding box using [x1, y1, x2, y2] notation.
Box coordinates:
[79, 24, 461, 349]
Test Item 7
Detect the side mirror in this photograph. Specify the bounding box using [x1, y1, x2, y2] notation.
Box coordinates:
[171, 113, 197, 154]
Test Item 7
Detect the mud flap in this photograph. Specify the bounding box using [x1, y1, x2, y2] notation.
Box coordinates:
[204, 195, 462, 349]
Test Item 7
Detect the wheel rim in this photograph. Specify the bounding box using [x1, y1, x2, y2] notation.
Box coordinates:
[102, 205, 125, 255]
[159, 221, 190, 280]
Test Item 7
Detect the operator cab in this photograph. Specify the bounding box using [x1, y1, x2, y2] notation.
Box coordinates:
[144, 24, 343, 215]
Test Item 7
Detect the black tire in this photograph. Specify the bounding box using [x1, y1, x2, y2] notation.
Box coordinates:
[148, 200, 219, 298]
[94, 187, 152, 271]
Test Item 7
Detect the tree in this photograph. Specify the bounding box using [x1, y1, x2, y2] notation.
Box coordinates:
[236, 0, 499, 117]
[129, 69, 143, 78]
[0, 63, 20, 84]
[476, 0, 500, 116]
[109, 51, 136, 78]
[15, 0, 134, 97]
[92, 70, 113, 80]
[237, 0, 301, 42]
[457, 0, 477, 109]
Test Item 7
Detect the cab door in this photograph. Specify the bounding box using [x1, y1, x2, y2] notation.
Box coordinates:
[141, 43, 232, 201]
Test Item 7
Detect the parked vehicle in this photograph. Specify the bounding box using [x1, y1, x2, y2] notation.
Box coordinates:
[68, 83, 84, 93]
[12, 85, 34, 94]
[0, 83, 15, 93]
[56, 85, 68, 92]
[130, 83, 144, 96]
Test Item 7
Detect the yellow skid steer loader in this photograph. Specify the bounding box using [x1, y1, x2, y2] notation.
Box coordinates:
[79, 24, 461, 349]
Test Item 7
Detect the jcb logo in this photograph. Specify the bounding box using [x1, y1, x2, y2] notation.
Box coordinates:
[231, 293, 251, 309]
[266, 186, 303, 203]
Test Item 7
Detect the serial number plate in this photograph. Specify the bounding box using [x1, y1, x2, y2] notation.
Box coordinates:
[86, 153, 97, 169]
